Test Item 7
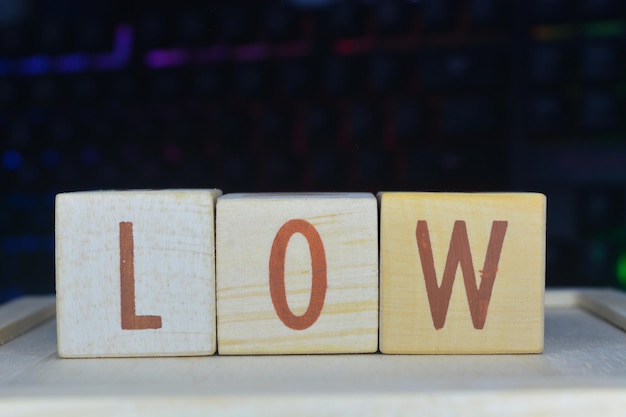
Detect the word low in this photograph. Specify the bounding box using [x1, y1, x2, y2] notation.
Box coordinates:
[55, 190, 545, 358]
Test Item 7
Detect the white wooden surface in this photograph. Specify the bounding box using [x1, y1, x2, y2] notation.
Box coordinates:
[1, 289, 626, 416]
[0, 296, 55, 345]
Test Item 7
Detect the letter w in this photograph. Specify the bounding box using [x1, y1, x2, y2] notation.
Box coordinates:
[415, 220, 507, 330]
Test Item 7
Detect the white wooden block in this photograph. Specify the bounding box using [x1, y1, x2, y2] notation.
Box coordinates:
[216, 193, 378, 354]
[55, 189, 221, 357]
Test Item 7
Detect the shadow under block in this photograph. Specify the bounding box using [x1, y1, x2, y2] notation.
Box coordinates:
[55, 189, 222, 358]
[216, 193, 379, 354]
[379, 192, 546, 354]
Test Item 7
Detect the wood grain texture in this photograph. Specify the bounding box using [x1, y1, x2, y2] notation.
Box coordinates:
[216, 193, 378, 354]
[579, 289, 626, 333]
[1, 290, 626, 416]
[379, 192, 546, 354]
[55, 189, 221, 357]
[0, 296, 55, 346]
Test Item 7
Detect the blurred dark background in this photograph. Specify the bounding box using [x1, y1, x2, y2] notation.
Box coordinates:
[1, 0, 626, 302]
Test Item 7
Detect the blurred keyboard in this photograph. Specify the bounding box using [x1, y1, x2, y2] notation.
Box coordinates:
[1, 0, 626, 299]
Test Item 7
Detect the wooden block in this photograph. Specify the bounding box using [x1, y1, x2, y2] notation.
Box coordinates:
[55, 189, 221, 357]
[216, 193, 378, 354]
[379, 192, 545, 354]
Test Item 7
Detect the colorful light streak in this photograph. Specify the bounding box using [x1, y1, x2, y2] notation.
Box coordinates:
[0, 24, 133, 76]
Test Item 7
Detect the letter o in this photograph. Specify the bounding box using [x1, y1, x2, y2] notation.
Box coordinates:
[269, 219, 327, 330]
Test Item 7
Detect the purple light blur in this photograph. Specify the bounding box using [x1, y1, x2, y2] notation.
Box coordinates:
[0, 59, 12, 76]
[232, 43, 269, 62]
[0, 24, 133, 77]
[192, 45, 230, 63]
[92, 24, 133, 70]
[20, 55, 51, 75]
[145, 49, 188, 68]
[274, 41, 309, 59]
[56, 54, 89, 73]
[0, 22, 315, 78]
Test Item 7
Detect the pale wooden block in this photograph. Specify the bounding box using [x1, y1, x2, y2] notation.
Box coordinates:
[379, 192, 545, 354]
[216, 193, 378, 354]
[55, 189, 221, 357]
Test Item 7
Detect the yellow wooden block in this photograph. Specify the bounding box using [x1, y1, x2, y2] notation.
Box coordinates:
[55, 189, 221, 357]
[216, 193, 378, 354]
[379, 192, 545, 354]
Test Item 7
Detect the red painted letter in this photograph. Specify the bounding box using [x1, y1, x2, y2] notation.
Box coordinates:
[119, 222, 162, 330]
[415, 220, 507, 330]
[269, 219, 327, 330]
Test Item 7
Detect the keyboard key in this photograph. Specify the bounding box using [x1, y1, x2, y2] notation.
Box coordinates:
[580, 89, 617, 132]
[177, 9, 211, 46]
[48, 115, 76, 146]
[278, 60, 310, 98]
[38, 17, 71, 55]
[29, 77, 60, 104]
[393, 99, 421, 143]
[136, 10, 168, 50]
[109, 72, 137, 103]
[150, 70, 182, 101]
[75, 17, 113, 53]
[263, 3, 298, 41]
[529, 42, 569, 84]
[578, 188, 624, 233]
[0, 78, 22, 106]
[546, 240, 583, 286]
[580, 239, 617, 286]
[349, 101, 380, 145]
[442, 95, 498, 136]
[69, 74, 102, 103]
[304, 104, 336, 148]
[0, 199, 16, 233]
[420, 47, 502, 91]
[356, 150, 393, 186]
[261, 106, 291, 149]
[470, 0, 506, 28]
[422, 0, 455, 31]
[217, 107, 248, 151]
[179, 157, 214, 187]
[262, 151, 299, 190]
[0, 23, 32, 57]
[219, 5, 254, 44]
[324, 56, 362, 96]
[370, 53, 403, 93]
[407, 149, 439, 184]
[581, 40, 619, 81]
[222, 154, 254, 191]
[324, 2, 365, 38]
[234, 63, 266, 99]
[193, 65, 227, 100]
[528, 91, 567, 133]
[375, 0, 410, 36]
[7, 118, 30, 149]
[531, 0, 572, 23]
[578, 0, 622, 19]
[311, 151, 342, 187]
